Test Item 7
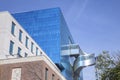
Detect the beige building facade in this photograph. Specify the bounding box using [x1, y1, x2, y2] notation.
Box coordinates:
[0, 11, 66, 80]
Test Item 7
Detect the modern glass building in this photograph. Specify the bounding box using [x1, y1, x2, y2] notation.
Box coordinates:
[13, 8, 95, 80]
[13, 8, 74, 63]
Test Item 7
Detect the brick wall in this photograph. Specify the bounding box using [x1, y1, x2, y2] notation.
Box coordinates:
[0, 60, 62, 80]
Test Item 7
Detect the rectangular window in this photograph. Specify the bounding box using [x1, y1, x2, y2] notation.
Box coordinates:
[52, 74, 54, 80]
[11, 68, 21, 80]
[25, 36, 29, 48]
[40, 51, 42, 54]
[45, 68, 48, 80]
[9, 41, 14, 55]
[31, 42, 34, 53]
[19, 30, 22, 42]
[24, 53, 28, 57]
[18, 47, 22, 57]
[11, 22, 15, 35]
[36, 47, 38, 56]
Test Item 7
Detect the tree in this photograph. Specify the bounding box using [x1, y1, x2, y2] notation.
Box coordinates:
[101, 51, 120, 80]
[101, 64, 120, 80]
[95, 51, 114, 80]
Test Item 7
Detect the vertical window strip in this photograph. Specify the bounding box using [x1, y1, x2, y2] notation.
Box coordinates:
[52, 74, 54, 80]
[40, 51, 42, 54]
[45, 68, 48, 80]
[24, 53, 28, 57]
[11, 22, 15, 35]
[31, 42, 34, 53]
[9, 41, 14, 55]
[19, 30, 22, 42]
[25, 36, 29, 48]
[18, 47, 22, 57]
[36, 47, 38, 55]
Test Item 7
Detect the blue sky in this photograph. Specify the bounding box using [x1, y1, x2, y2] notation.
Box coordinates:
[0, 0, 120, 80]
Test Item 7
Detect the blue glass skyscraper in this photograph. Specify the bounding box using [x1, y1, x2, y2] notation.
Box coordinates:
[13, 8, 74, 63]
[13, 8, 95, 80]
[13, 8, 74, 80]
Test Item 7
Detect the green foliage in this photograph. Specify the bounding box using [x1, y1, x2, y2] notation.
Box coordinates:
[101, 63, 120, 80]
[100, 51, 120, 80]
[95, 51, 114, 80]
[95, 51, 113, 72]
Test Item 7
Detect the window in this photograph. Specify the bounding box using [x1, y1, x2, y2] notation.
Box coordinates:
[31, 42, 34, 53]
[9, 41, 14, 55]
[11, 22, 15, 35]
[25, 36, 29, 48]
[24, 53, 28, 57]
[18, 47, 22, 57]
[11, 68, 21, 80]
[52, 74, 54, 80]
[36, 47, 38, 55]
[19, 30, 22, 42]
[40, 51, 42, 54]
[45, 68, 48, 80]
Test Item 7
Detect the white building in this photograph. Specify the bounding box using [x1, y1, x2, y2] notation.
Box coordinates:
[0, 11, 48, 59]
[0, 11, 66, 80]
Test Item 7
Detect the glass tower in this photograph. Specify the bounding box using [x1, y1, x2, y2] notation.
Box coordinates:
[13, 7, 96, 80]
[13, 8, 74, 80]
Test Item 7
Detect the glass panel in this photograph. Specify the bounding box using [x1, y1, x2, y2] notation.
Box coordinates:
[36, 47, 38, 55]
[11, 22, 15, 35]
[19, 30, 22, 42]
[31, 42, 34, 53]
[18, 47, 22, 57]
[24, 53, 28, 57]
[45, 68, 48, 80]
[13, 8, 61, 63]
[9, 41, 14, 55]
[13, 8, 75, 80]
[25, 36, 29, 48]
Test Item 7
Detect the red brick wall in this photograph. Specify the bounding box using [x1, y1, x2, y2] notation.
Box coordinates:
[0, 60, 62, 80]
